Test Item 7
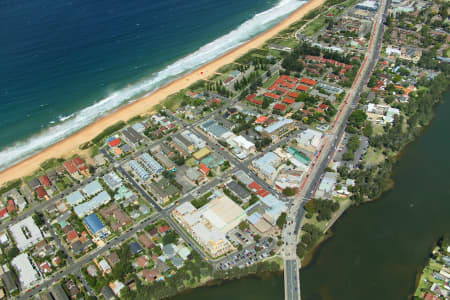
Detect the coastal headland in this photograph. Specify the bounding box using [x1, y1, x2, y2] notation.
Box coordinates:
[0, 0, 325, 184]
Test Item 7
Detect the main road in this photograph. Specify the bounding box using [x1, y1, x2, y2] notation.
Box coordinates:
[282, 0, 389, 299]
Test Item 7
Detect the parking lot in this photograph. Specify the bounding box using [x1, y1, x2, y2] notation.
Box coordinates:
[217, 238, 274, 270]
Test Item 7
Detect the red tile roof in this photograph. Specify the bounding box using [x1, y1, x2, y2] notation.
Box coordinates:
[64, 161, 77, 174]
[273, 103, 286, 111]
[40, 175, 51, 187]
[248, 181, 261, 191]
[72, 157, 84, 166]
[36, 186, 48, 199]
[108, 138, 121, 147]
[0, 208, 8, 218]
[158, 225, 170, 234]
[288, 92, 299, 98]
[198, 163, 210, 175]
[255, 116, 268, 124]
[246, 94, 256, 101]
[296, 84, 310, 91]
[7, 200, 16, 213]
[283, 97, 295, 105]
[264, 93, 280, 100]
[257, 189, 270, 197]
[424, 293, 440, 300]
[280, 81, 296, 89]
[67, 230, 79, 242]
[300, 78, 317, 86]
[318, 103, 329, 110]
[252, 99, 263, 105]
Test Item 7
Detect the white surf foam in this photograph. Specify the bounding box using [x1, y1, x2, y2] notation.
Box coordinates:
[0, 0, 306, 172]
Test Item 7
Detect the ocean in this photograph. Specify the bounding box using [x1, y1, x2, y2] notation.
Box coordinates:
[0, 0, 306, 172]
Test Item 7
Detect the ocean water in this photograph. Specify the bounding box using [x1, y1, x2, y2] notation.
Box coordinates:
[0, 0, 306, 171]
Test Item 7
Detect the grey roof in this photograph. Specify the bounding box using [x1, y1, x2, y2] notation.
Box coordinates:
[171, 256, 184, 268]
[101, 286, 116, 300]
[163, 243, 177, 258]
[129, 241, 143, 255]
[122, 127, 144, 144]
[51, 284, 69, 300]
[1, 271, 18, 293]
[120, 144, 132, 153]
[71, 240, 85, 255]
[155, 259, 170, 273]
[40, 292, 53, 300]
[226, 181, 250, 199]
[103, 171, 123, 190]
[47, 170, 58, 181]
[28, 178, 41, 189]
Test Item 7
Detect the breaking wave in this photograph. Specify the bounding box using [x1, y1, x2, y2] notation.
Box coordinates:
[0, 0, 306, 171]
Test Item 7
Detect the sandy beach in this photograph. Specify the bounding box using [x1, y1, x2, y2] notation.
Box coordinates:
[0, 0, 325, 185]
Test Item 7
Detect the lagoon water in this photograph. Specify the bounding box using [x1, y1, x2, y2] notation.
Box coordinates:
[0, 0, 305, 171]
[172, 95, 450, 299]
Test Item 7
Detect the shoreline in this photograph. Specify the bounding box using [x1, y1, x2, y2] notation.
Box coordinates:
[0, 0, 325, 185]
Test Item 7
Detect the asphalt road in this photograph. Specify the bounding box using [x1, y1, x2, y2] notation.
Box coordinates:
[285, 259, 300, 300]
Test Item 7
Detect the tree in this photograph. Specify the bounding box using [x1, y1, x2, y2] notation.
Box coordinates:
[348, 110, 367, 129]
[276, 213, 287, 229]
[238, 221, 249, 231]
[254, 234, 261, 242]
[282, 187, 297, 197]
[162, 230, 178, 245]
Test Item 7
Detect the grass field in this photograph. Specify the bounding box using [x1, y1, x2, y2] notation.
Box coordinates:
[263, 73, 280, 89]
[303, 16, 328, 37]
[364, 147, 385, 166]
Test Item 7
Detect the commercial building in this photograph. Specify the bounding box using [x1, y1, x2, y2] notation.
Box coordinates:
[9, 216, 44, 251]
[172, 194, 246, 257]
[171, 135, 194, 155]
[252, 152, 282, 183]
[316, 172, 338, 198]
[200, 120, 232, 140]
[259, 194, 288, 225]
[355, 0, 379, 11]
[11, 253, 41, 289]
[261, 118, 296, 142]
[297, 129, 323, 153]
[180, 130, 206, 149]
[193, 147, 212, 161]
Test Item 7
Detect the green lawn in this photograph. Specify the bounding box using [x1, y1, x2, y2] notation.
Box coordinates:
[364, 147, 385, 167]
[263, 73, 280, 89]
[303, 16, 327, 37]
[163, 92, 186, 112]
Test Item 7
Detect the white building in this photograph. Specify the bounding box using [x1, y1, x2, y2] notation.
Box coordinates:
[297, 129, 323, 150]
[103, 171, 123, 190]
[181, 130, 206, 149]
[9, 216, 44, 251]
[386, 46, 402, 56]
[11, 254, 41, 289]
